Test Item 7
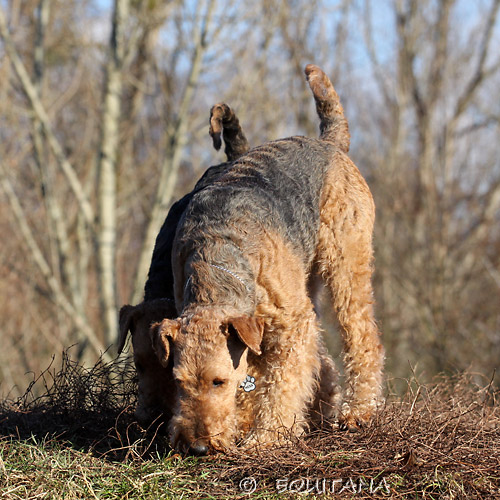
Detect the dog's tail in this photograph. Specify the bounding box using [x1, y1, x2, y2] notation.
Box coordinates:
[305, 64, 350, 153]
[209, 103, 250, 161]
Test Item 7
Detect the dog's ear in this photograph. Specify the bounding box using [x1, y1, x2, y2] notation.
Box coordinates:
[228, 316, 264, 355]
[150, 319, 180, 368]
[117, 304, 138, 355]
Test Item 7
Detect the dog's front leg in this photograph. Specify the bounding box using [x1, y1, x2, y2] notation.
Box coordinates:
[240, 311, 321, 448]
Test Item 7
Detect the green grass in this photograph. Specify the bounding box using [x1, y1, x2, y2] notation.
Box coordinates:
[0, 433, 498, 499]
[1, 436, 220, 499]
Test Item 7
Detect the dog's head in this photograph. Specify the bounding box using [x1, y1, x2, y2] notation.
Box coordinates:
[150, 307, 264, 455]
[118, 299, 178, 426]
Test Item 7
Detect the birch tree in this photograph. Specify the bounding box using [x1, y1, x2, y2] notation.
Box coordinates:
[96, 0, 130, 346]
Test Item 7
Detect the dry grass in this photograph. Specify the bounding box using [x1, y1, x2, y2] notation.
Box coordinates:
[0, 352, 499, 499]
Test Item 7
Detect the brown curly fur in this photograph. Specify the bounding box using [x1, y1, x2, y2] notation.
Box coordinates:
[150, 64, 384, 454]
[118, 102, 342, 437]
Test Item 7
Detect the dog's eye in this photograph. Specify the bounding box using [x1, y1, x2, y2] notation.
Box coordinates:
[212, 379, 225, 387]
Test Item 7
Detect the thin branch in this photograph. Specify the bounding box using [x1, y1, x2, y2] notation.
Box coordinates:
[453, 0, 500, 120]
[483, 257, 500, 290]
[31, 0, 82, 321]
[363, 0, 393, 109]
[0, 160, 111, 362]
[0, 6, 95, 226]
[426, 0, 453, 107]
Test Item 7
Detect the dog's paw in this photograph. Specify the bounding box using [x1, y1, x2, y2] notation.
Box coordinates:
[338, 411, 372, 432]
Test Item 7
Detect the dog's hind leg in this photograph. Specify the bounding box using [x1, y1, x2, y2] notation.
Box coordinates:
[306, 63, 384, 431]
[317, 162, 384, 431]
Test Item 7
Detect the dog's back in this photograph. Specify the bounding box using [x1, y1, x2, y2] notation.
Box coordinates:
[144, 162, 232, 301]
[177, 136, 336, 268]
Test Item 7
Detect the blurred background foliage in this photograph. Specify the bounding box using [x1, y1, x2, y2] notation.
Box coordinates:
[0, 0, 499, 397]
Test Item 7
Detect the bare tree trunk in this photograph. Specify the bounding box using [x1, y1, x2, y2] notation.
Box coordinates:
[31, 0, 81, 343]
[96, 0, 130, 347]
[375, 0, 500, 375]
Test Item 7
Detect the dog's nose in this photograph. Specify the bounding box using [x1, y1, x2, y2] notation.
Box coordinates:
[188, 443, 208, 456]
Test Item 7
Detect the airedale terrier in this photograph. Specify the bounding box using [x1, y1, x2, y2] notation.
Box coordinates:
[118, 103, 341, 430]
[150, 65, 384, 454]
[117, 104, 250, 426]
